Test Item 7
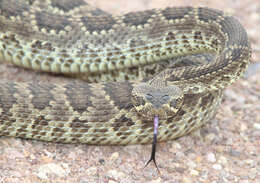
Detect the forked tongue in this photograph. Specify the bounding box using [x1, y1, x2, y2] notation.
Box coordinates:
[144, 115, 160, 174]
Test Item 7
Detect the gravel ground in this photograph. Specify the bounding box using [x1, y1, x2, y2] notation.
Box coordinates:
[0, 0, 259, 182]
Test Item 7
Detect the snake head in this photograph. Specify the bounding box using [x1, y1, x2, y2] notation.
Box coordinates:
[131, 83, 183, 120]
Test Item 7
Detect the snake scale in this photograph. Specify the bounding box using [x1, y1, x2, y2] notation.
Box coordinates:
[0, 0, 251, 145]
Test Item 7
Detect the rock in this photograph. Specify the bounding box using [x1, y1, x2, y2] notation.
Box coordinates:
[190, 169, 199, 176]
[240, 123, 248, 132]
[253, 123, 260, 130]
[229, 149, 241, 157]
[218, 156, 228, 165]
[36, 163, 69, 179]
[108, 180, 117, 183]
[110, 152, 119, 160]
[86, 167, 97, 176]
[248, 168, 257, 179]
[106, 170, 126, 181]
[151, 178, 163, 183]
[206, 152, 216, 163]
[212, 164, 222, 170]
[182, 176, 192, 183]
[169, 142, 182, 153]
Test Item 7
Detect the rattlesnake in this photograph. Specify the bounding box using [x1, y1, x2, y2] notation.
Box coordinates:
[0, 0, 251, 146]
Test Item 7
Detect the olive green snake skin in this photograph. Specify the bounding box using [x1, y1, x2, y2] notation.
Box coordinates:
[0, 0, 251, 145]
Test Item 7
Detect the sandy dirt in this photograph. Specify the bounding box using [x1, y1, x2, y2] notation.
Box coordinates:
[0, 0, 259, 182]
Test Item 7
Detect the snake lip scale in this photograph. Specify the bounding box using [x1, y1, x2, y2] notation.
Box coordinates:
[0, 0, 251, 150]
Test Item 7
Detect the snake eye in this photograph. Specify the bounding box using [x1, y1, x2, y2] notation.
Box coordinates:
[161, 95, 169, 102]
[146, 94, 153, 101]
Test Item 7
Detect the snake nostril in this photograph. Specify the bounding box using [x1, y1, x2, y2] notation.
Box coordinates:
[154, 103, 161, 109]
[137, 96, 146, 106]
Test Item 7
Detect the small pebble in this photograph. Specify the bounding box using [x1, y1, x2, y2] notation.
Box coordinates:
[218, 156, 227, 165]
[79, 180, 88, 183]
[226, 138, 233, 145]
[205, 133, 217, 143]
[175, 167, 186, 173]
[212, 164, 222, 170]
[170, 142, 182, 153]
[244, 159, 255, 166]
[187, 161, 197, 168]
[99, 159, 105, 165]
[37, 163, 68, 179]
[182, 176, 192, 183]
[151, 178, 162, 183]
[240, 180, 250, 183]
[190, 169, 199, 176]
[253, 123, 260, 130]
[86, 167, 97, 176]
[107, 170, 126, 181]
[175, 152, 185, 159]
[201, 170, 208, 179]
[248, 168, 257, 179]
[240, 123, 248, 131]
[229, 149, 241, 157]
[195, 156, 202, 163]
[207, 153, 216, 163]
[110, 152, 119, 160]
[108, 180, 117, 183]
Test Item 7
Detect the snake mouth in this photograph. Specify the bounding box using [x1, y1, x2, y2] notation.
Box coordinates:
[149, 108, 170, 120]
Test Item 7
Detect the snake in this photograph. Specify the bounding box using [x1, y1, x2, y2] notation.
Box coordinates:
[0, 0, 251, 147]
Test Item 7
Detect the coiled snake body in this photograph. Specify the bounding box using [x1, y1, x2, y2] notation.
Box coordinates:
[0, 0, 251, 145]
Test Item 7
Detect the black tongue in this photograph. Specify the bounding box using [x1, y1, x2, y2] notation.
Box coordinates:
[144, 115, 160, 174]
